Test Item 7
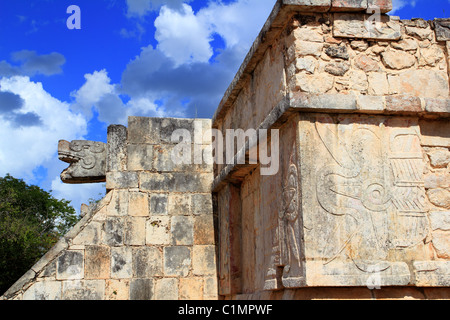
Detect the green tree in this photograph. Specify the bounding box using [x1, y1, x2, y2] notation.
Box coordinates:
[0, 174, 80, 295]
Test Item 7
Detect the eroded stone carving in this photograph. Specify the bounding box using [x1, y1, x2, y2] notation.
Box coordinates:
[58, 140, 107, 184]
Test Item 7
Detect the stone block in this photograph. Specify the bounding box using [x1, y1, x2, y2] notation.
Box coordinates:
[203, 277, 219, 300]
[128, 117, 160, 144]
[381, 50, 416, 70]
[72, 221, 102, 245]
[169, 194, 190, 215]
[295, 40, 324, 57]
[124, 217, 146, 245]
[427, 188, 450, 209]
[192, 194, 213, 216]
[154, 278, 179, 300]
[330, 0, 367, 12]
[111, 247, 132, 279]
[130, 279, 153, 300]
[179, 278, 203, 300]
[171, 216, 194, 245]
[56, 250, 84, 280]
[23, 281, 61, 300]
[368, 0, 392, 13]
[127, 144, 153, 171]
[367, 72, 389, 96]
[385, 95, 422, 112]
[140, 172, 212, 193]
[106, 190, 129, 217]
[62, 280, 105, 300]
[150, 194, 168, 215]
[192, 246, 217, 276]
[164, 246, 191, 277]
[106, 171, 138, 190]
[107, 125, 127, 172]
[282, 0, 331, 12]
[357, 95, 384, 112]
[414, 261, 450, 286]
[85, 246, 111, 280]
[426, 148, 450, 168]
[434, 19, 450, 41]
[128, 192, 149, 217]
[146, 216, 171, 245]
[132, 247, 162, 278]
[105, 279, 129, 300]
[424, 98, 450, 114]
[102, 217, 124, 246]
[194, 215, 215, 245]
[333, 13, 401, 40]
[432, 231, 450, 259]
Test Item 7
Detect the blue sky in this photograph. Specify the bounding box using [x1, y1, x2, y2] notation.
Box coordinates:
[0, 0, 448, 213]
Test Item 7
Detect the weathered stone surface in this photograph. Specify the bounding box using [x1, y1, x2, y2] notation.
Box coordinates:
[325, 44, 349, 59]
[325, 61, 350, 76]
[283, 0, 331, 12]
[368, 72, 389, 95]
[394, 70, 449, 99]
[171, 216, 194, 245]
[133, 247, 162, 277]
[154, 278, 179, 300]
[102, 217, 123, 246]
[169, 194, 190, 215]
[179, 278, 203, 300]
[124, 217, 146, 245]
[140, 172, 212, 193]
[424, 174, 450, 189]
[150, 194, 168, 215]
[295, 56, 318, 74]
[23, 281, 61, 300]
[368, 0, 392, 13]
[381, 50, 416, 70]
[192, 194, 213, 216]
[405, 26, 433, 41]
[354, 54, 381, 72]
[193, 246, 217, 276]
[330, 0, 367, 12]
[62, 280, 105, 300]
[295, 40, 324, 57]
[414, 261, 450, 286]
[333, 13, 401, 40]
[194, 215, 216, 245]
[106, 171, 138, 190]
[85, 246, 110, 280]
[427, 189, 450, 209]
[391, 38, 418, 51]
[111, 247, 132, 279]
[146, 216, 171, 245]
[427, 148, 450, 168]
[128, 192, 149, 217]
[385, 95, 422, 112]
[56, 250, 84, 280]
[127, 144, 153, 171]
[107, 125, 127, 172]
[58, 140, 107, 184]
[105, 279, 129, 300]
[432, 231, 450, 259]
[295, 72, 334, 93]
[130, 279, 153, 300]
[434, 19, 450, 41]
[72, 221, 101, 245]
[164, 246, 191, 277]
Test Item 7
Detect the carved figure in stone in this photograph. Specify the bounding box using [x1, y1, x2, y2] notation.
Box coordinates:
[58, 140, 107, 184]
[316, 119, 392, 273]
[265, 146, 303, 290]
[314, 117, 430, 273]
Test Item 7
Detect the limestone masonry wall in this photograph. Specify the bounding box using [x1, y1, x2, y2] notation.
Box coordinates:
[2, 118, 218, 300]
[3, 0, 450, 300]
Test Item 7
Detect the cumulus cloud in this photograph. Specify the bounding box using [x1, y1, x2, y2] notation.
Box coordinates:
[0, 76, 87, 182]
[0, 50, 65, 78]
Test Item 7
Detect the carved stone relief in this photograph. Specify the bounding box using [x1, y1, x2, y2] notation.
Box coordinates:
[58, 140, 107, 184]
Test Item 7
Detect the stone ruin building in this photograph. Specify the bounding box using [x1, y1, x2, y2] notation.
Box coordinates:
[2, 0, 450, 300]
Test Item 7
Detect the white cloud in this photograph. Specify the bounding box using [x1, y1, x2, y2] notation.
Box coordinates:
[155, 4, 213, 66]
[0, 76, 87, 182]
[390, 0, 417, 14]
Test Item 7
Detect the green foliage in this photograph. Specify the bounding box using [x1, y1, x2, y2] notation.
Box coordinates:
[0, 174, 79, 295]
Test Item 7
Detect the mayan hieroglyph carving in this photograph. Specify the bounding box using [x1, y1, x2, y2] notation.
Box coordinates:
[58, 140, 107, 184]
